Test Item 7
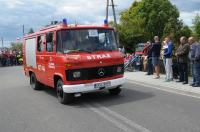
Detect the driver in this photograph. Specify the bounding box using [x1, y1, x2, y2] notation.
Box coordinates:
[62, 31, 77, 51]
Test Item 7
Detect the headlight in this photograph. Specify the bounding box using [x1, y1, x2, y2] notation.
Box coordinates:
[117, 66, 122, 73]
[73, 71, 81, 78]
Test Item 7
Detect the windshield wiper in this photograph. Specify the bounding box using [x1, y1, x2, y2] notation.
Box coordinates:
[64, 49, 92, 54]
[94, 48, 114, 52]
[77, 49, 92, 53]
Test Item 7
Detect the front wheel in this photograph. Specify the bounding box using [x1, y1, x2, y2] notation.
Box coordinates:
[108, 87, 121, 95]
[30, 73, 42, 90]
[56, 79, 74, 104]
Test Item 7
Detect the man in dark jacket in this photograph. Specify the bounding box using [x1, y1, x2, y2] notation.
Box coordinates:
[145, 41, 153, 75]
[151, 36, 161, 79]
[189, 37, 200, 87]
[175, 36, 190, 84]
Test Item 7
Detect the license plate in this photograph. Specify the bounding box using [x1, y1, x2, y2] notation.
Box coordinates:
[94, 81, 111, 89]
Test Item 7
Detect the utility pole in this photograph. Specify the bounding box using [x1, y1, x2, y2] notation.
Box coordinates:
[23, 25, 25, 36]
[106, 0, 109, 21]
[111, 0, 117, 28]
[106, 0, 117, 26]
[1, 37, 3, 49]
[106, 0, 120, 46]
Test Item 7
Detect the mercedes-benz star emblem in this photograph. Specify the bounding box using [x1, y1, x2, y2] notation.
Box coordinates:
[98, 68, 105, 77]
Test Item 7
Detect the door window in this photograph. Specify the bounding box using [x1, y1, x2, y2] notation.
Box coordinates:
[46, 32, 54, 52]
[37, 35, 45, 52]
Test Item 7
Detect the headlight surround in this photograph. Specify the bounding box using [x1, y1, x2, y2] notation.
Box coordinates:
[73, 71, 81, 78]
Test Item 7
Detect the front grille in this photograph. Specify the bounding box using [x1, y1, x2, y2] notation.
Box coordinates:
[66, 64, 124, 81]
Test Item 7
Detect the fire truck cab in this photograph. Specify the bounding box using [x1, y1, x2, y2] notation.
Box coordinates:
[23, 19, 125, 104]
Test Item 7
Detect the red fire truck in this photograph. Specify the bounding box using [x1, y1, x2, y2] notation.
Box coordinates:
[23, 19, 125, 104]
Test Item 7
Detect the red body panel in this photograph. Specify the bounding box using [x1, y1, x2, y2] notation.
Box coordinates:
[23, 24, 124, 88]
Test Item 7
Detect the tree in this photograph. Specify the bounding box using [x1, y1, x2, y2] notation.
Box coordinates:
[119, 0, 182, 52]
[28, 28, 34, 34]
[193, 14, 200, 40]
[10, 42, 22, 52]
[180, 25, 192, 38]
[108, 21, 115, 28]
[118, 17, 147, 52]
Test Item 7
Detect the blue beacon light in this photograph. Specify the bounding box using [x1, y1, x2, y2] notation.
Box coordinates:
[63, 18, 68, 26]
[104, 19, 108, 26]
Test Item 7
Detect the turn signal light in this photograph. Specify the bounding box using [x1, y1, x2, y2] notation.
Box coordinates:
[66, 64, 72, 68]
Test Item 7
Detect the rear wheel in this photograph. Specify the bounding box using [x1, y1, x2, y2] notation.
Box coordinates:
[30, 73, 42, 90]
[56, 79, 74, 104]
[108, 87, 121, 95]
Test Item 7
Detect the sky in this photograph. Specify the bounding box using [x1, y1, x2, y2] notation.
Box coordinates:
[0, 0, 199, 47]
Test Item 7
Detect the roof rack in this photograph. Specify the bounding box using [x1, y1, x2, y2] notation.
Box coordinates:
[39, 25, 58, 31]
[40, 21, 61, 31]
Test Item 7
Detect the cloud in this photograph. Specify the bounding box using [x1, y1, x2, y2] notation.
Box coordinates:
[180, 10, 200, 26]
[0, 0, 134, 42]
[3, 0, 25, 9]
[171, 0, 200, 12]
[0, 0, 199, 46]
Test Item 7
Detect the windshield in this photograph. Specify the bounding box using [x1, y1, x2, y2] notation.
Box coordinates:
[57, 29, 118, 53]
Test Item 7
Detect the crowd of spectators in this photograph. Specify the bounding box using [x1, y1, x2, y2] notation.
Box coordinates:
[141, 36, 200, 87]
[123, 35, 200, 87]
[0, 49, 22, 67]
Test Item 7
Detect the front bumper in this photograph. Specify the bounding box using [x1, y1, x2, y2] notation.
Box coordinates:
[63, 77, 126, 93]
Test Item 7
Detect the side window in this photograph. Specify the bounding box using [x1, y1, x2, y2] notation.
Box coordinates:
[56, 31, 63, 53]
[37, 35, 45, 52]
[46, 32, 54, 52]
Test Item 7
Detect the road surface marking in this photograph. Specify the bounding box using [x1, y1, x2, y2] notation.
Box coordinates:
[128, 80, 200, 100]
[84, 103, 134, 132]
[84, 101, 151, 132]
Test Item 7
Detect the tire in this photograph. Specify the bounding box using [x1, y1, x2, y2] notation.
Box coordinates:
[30, 73, 43, 90]
[108, 87, 121, 95]
[56, 79, 74, 104]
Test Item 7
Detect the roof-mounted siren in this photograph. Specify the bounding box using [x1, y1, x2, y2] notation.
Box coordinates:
[104, 19, 109, 27]
[62, 18, 68, 26]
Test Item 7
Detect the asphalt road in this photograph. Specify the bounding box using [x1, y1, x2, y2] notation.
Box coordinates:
[1, 66, 200, 132]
